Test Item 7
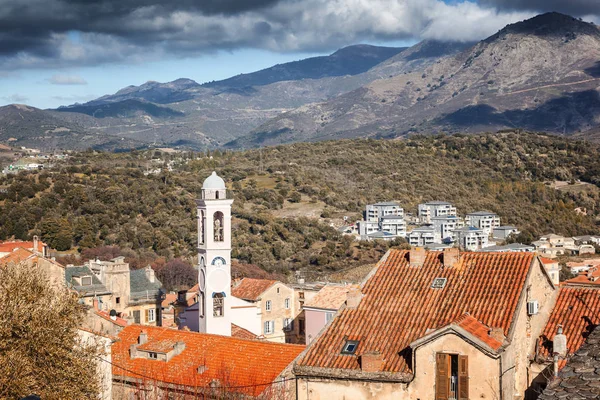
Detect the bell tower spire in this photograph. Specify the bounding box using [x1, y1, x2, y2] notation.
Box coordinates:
[197, 171, 233, 336]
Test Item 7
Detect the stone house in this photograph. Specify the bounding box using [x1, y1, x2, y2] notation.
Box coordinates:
[232, 278, 297, 343]
[0, 247, 64, 286]
[539, 257, 561, 286]
[293, 248, 557, 400]
[0, 237, 48, 258]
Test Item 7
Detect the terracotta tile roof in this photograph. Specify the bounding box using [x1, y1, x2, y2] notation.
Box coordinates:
[298, 249, 535, 374]
[539, 257, 558, 265]
[113, 325, 304, 396]
[565, 267, 600, 286]
[0, 248, 36, 266]
[232, 324, 259, 340]
[538, 286, 600, 361]
[454, 314, 503, 351]
[304, 285, 355, 310]
[0, 240, 46, 254]
[231, 278, 277, 301]
[162, 293, 178, 308]
[95, 310, 128, 327]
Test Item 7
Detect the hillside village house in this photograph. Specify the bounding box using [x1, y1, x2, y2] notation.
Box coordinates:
[67, 258, 163, 326]
[303, 284, 354, 344]
[539, 257, 561, 286]
[566, 258, 600, 274]
[0, 237, 48, 258]
[293, 248, 558, 400]
[111, 325, 304, 399]
[465, 211, 501, 236]
[417, 201, 457, 223]
[0, 246, 64, 286]
[481, 243, 536, 253]
[290, 281, 323, 343]
[533, 234, 595, 258]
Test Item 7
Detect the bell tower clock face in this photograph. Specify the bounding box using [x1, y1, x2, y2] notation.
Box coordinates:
[212, 257, 226, 267]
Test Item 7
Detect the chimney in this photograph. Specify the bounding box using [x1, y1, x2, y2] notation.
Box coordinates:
[442, 248, 460, 268]
[345, 288, 363, 309]
[33, 235, 39, 255]
[361, 351, 384, 372]
[145, 266, 155, 283]
[489, 327, 505, 344]
[174, 341, 186, 356]
[138, 330, 148, 345]
[553, 325, 567, 358]
[129, 344, 138, 359]
[409, 247, 426, 267]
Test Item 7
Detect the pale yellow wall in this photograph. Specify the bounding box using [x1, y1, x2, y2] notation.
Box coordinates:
[296, 377, 409, 400]
[126, 303, 161, 326]
[260, 282, 295, 343]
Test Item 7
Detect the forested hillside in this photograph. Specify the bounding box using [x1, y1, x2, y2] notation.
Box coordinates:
[1, 131, 599, 280]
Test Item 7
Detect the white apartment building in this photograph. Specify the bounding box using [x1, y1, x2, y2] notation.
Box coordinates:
[365, 202, 404, 222]
[493, 226, 520, 240]
[379, 215, 407, 237]
[465, 211, 501, 236]
[431, 215, 464, 243]
[453, 226, 489, 251]
[408, 226, 436, 247]
[417, 201, 457, 224]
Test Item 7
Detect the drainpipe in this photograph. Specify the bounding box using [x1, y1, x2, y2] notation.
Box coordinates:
[499, 356, 503, 400]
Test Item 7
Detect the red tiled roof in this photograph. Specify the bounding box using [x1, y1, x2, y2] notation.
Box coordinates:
[113, 325, 304, 397]
[454, 314, 503, 351]
[232, 324, 259, 340]
[95, 310, 128, 327]
[0, 248, 36, 266]
[298, 249, 535, 374]
[539, 257, 558, 265]
[538, 286, 600, 360]
[565, 268, 600, 286]
[0, 240, 46, 254]
[304, 285, 355, 310]
[231, 278, 277, 301]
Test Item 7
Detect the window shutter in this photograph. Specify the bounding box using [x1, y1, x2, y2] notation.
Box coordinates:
[436, 353, 450, 400]
[458, 355, 469, 400]
[145, 309, 149, 323]
[270, 321, 275, 333]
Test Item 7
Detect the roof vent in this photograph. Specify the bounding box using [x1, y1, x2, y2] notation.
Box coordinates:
[431, 278, 447, 289]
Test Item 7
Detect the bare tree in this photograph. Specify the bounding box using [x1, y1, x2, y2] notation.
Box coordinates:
[0, 262, 102, 399]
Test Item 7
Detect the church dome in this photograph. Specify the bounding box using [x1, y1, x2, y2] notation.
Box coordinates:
[202, 171, 226, 189]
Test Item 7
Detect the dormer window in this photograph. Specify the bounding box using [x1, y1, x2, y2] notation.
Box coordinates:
[431, 278, 447, 289]
[148, 352, 158, 359]
[81, 276, 92, 286]
[342, 340, 359, 355]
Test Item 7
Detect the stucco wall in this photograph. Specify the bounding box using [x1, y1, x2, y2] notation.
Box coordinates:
[296, 377, 409, 400]
[261, 282, 295, 343]
[231, 295, 261, 335]
[305, 308, 329, 344]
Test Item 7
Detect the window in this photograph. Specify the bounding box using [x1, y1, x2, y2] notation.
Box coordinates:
[341, 340, 359, 355]
[115, 297, 120, 304]
[81, 276, 92, 286]
[431, 277, 448, 289]
[213, 212, 224, 242]
[284, 298, 290, 309]
[264, 320, 274, 335]
[199, 291, 205, 318]
[199, 210, 205, 244]
[213, 293, 224, 317]
[146, 308, 156, 323]
[299, 319, 305, 335]
[277, 287, 280, 294]
[299, 292, 305, 299]
[148, 352, 158, 360]
[326, 312, 334, 322]
[283, 318, 293, 331]
[133, 310, 141, 324]
[265, 300, 272, 312]
[436, 353, 468, 400]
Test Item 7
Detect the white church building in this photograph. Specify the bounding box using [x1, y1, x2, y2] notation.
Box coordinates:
[179, 172, 262, 337]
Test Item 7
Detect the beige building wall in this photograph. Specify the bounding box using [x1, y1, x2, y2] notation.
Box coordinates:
[260, 282, 295, 343]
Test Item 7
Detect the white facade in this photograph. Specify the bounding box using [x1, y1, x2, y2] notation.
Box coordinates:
[197, 171, 234, 337]
[379, 216, 407, 237]
[493, 226, 520, 240]
[431, 216, 464, 243]
[465, 211, 501, 236]
[408, 226, 436, 247]
[365, 202, 404, 222]
[453, 227, 489, 251]
[417, 201, 457, 224]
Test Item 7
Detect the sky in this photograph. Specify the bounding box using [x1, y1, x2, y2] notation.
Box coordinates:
[1, 0, 599, 109]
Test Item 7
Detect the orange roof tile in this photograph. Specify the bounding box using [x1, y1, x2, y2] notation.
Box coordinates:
[304, 285, 354, 310]
[0, 247, 36, 266]
[232, 324, 259, 340]
[538, 286, 600, 360]
[539, 257, 558, 265]
[0, 240, 46, 253]
[95, 310, 128, 327]
[454, 314, 503, 351]
[565, 267, 600, 286]
[112, 325, 304, 397]
[231, 278, 277, 301]
[298, 249, 535, 375]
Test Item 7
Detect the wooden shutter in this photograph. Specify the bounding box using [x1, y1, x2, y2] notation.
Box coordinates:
[458, 355, 469, 400]
[145, 309, 149, 323]
[436, 353, 450, 400]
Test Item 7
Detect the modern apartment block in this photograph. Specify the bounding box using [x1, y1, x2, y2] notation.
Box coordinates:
[431, 215, 464, 243]
[417, 201, 457, 223]
[408, 226, 436, 247]
[365, 202, 404, 222]
[465, 211, 501, 235]
[453, 226, 489, 251]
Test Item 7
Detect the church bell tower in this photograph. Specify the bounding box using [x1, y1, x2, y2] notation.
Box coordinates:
[197, 171, 233, 336]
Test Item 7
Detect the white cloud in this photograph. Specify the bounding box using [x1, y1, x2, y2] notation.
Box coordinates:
[47, 73, 88, 85]
[2, 94, 29, 103]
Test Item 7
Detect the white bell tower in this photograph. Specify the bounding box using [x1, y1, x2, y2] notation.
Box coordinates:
[197, 171, 233, 336]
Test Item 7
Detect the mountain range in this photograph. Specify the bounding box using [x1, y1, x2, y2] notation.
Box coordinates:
[2, 12, 600, 151]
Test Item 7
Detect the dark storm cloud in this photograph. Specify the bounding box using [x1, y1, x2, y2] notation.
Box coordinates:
[480, 0, 600, 17]
[0, 0, 536, 70]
